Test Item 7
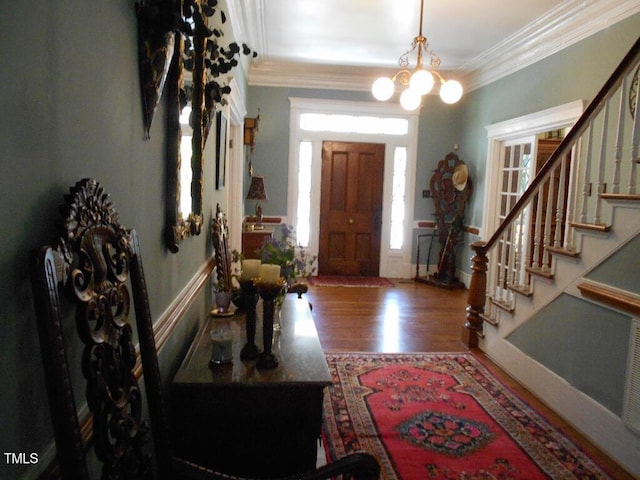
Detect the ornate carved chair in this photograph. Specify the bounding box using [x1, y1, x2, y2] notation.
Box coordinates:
[30, 179, 379, 480]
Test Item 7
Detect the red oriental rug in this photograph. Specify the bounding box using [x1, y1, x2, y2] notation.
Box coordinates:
[322, 353, 615, 480]
[309, 276, 394, 287]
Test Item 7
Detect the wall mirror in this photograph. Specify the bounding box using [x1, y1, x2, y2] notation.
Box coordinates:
[137, 0, 255, 252]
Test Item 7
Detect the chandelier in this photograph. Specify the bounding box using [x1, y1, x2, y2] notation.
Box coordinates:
[371, 0, 463, 111]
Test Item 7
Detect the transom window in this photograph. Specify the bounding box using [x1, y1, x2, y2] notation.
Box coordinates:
[300, 113, 408, 135]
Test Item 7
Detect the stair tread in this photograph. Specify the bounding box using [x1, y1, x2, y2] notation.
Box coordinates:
[525, 266, 554, 279]
[570, 222, 612, 232]
[546, 245, 580, 257]
[600, 193, 640, 202]
[508, 284, 534, 297]
[489, 296, 515, 313]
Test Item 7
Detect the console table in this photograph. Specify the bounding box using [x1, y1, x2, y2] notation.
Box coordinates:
[171, 295, 331, 478]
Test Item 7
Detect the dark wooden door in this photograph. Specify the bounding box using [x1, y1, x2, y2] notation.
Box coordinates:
[319, 141, 385, 276]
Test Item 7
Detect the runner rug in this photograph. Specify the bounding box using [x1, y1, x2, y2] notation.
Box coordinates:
[309, 276, 394, 287]
[322, 352, 614, 480]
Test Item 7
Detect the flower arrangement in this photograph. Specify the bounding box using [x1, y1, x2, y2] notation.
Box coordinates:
[258, 225, 317, 284]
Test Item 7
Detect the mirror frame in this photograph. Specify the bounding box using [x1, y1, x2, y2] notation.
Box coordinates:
[164, 10, 206, 253]
[157, 0, 255, 252]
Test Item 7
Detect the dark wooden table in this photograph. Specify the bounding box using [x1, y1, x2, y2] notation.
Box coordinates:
[171, 295, 331, 478]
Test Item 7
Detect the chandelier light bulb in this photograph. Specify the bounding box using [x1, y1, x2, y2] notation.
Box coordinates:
[440, 80, 463, 104]
[409, 69, 434, 96]
[372, 77, 395, 101]
[400, 88, 422, 111]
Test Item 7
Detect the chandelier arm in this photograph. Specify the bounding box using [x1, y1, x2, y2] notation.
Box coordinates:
[431, 70, 445, 82]
[392, 69, 412, 86]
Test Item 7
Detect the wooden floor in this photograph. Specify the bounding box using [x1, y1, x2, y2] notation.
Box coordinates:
[305, 279, 636, 479]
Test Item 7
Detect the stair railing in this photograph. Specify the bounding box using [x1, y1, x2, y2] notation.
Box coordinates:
[463, 36, 640, 347]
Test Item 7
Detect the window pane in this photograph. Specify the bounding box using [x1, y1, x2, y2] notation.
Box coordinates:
[296, 142, 313, 246]
[299, 113, 408, 136]
[390, 147, 407, 249]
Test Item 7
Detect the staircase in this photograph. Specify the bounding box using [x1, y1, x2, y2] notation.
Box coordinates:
[463, 37, 640, 475]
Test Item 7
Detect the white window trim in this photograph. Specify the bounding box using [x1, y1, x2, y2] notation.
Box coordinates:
[287, 97, 420, 278]
[482, 100, 585, 240]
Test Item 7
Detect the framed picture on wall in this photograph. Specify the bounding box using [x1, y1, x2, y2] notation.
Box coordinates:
[216, 110, 227, 190]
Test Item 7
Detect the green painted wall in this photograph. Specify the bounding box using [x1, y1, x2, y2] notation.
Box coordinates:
[458, 14, 640, 231]
[587, 234, 640, 294]
[508, 294, 631, 416]
[0, 1, 229, 478]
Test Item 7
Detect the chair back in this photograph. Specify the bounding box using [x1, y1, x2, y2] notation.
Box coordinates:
[30, 179, 171, 479]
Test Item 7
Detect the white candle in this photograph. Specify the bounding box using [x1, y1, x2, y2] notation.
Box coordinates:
[260, 263, 281, 284]
[241, 259, 261, 280]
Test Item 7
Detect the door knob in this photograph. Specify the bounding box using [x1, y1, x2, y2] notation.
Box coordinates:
[348, 218, 354, 224]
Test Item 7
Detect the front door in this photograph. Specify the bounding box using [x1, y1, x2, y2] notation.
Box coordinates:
[318, 141, 385, 276]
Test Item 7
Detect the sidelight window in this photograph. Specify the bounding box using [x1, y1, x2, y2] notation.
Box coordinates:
[390, 147, 407, 249]
[296, 141, 313, 247]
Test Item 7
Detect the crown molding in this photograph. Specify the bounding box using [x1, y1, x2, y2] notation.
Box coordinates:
[459, 0, 640, 90]
[243, 0, 639, 93]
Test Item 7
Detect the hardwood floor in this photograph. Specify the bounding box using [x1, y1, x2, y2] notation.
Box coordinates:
[305, 279, 636, 480]
[306, 279, 469, 352]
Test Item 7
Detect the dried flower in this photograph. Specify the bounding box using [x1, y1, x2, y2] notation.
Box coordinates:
[259, 225, 317, 284]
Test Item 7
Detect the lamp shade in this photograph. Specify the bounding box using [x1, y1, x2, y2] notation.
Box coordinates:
[246, 175, 268, 201]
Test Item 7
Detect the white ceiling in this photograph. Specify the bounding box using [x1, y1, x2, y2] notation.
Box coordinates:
[229, 0, 639, 92]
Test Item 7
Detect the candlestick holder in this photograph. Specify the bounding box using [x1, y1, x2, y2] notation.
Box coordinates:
[255, 278, 286, 370]
[239, 279, 260, 361]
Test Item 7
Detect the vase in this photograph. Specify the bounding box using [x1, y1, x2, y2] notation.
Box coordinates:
[215, 291, 232, 313]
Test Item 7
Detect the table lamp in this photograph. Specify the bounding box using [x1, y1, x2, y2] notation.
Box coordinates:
[246, 175, 268, 230]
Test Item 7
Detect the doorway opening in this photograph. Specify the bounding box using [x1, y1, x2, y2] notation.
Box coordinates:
[484, 101, 583, 305]
[287, 98, 420, 278]
[318, 141, 385, 276]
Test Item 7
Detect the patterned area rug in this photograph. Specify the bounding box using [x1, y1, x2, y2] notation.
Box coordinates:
[322, 353, 615, 480]
[309, 276, 394, 287]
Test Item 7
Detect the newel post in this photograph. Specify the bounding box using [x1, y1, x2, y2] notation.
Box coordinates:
[462, 241, 488, 348]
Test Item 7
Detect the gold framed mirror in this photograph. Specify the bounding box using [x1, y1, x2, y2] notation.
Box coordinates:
[137, 0, 255, 253]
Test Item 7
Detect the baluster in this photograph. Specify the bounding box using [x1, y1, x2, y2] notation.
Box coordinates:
[612, 77, 627, 194]
[532, 190, 544, 269]
[542, 175, 555, 270]
[506, 224, 515, 283]
[554, 154, 567, 248]
[505, 227, 515, 306]
[512, 212, 524, 289]
[580, 124, 594, 223]
[497, 232, 508, 302]
[630, 73, 640, 194]
[563, 142, 580, 251]
[594, 100, 610, 225]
